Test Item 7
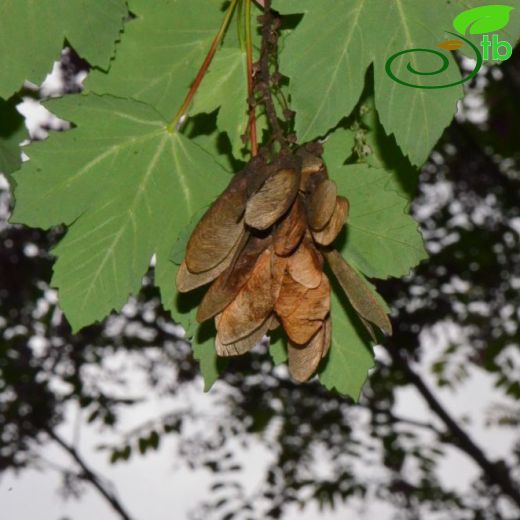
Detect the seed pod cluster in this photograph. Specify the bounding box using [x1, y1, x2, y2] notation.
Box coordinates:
[177, 146, 391, 382]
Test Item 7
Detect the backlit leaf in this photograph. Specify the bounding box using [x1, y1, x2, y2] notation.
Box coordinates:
[86, 0, 224, 119]
[318, 281, 374, 400]
[10, 94, 229, 331]
[0, 0, 126, 98]
[324, 135, 426, 279]
[278, 0, 466, 166]
[190, 48, 250, 158]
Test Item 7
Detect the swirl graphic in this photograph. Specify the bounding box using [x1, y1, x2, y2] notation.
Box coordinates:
[385, 32, 483, 89]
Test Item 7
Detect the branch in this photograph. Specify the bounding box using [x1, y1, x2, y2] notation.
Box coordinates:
[389, 349, 520, 509]
[45, 426, 135, 520]
[245, 0, 258, 156]
[387, 411, 445, 437]
[256, 0, 286, 150]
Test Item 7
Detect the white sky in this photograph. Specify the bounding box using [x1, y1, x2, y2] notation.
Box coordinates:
[1, 332, 517, 520]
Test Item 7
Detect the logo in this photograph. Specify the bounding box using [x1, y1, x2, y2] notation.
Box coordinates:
[385, 5, 514, 89]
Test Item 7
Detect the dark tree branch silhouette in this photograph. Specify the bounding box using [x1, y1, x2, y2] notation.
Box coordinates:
[45, 427, 135, 520]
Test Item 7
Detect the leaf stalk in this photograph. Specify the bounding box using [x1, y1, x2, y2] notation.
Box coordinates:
[166, 0, 240, 133]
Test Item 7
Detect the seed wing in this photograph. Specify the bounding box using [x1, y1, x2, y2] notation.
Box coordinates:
[278, 273, 330, 344]
[271, 251, 289, 302]
[245, 168, 299, 230]
[274, 270, 308, 318]
[176, 228, 245, 292]
[197, 236, 269, 322]
[288, 326, 326, 382]
[287, 240, 323, 289]
[312, 196, 349, 246]
[296, 149, 324, 192]
[321, 316, 332, 358]
[217, 249, 274, 344]
[307, 179, 337, 230]
[215, 318, 270, 356]
[273, 196, 306, 256]
[185, 177, 248, 273]
[325, 249, 392, 336]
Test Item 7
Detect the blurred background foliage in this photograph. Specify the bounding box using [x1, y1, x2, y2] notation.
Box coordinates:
[0, 47, 519, 520]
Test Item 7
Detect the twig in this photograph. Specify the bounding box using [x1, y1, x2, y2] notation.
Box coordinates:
[390, 349, 520, 509]
[386, 411, 444, 436]
[256, 0, 286, 150]
[245, 0, 258, 156]
[45, 427, 135, 520]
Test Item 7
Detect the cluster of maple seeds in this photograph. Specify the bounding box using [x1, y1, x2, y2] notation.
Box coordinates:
[177, 146, 390, 382]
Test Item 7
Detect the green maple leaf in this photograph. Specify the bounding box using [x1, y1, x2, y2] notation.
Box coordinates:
[88, 1, 267, 159]
[278, 0, 372, 145]
[269, 333, 288, 366]
[313, 125, 419, 397]
[189, 48, 271, 159]
[10, 94, 230, 331]
[193, 340, 227, 391]
[190, 48, 250, 158]
[324, 130, 427, 279]
[0, 0, 127, 98]
[318, 281, 375, 400]
[86, 0, 224, 120]
[277, 0, 494, 167]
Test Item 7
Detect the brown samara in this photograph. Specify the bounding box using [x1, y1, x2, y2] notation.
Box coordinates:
[176, 145, 392, 382]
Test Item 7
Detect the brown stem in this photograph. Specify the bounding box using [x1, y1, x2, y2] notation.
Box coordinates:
[45, 427, 135, 520]
[256, 0, 286, 150]
[245, 0, 258, 156]
[167, 0, 240, 133]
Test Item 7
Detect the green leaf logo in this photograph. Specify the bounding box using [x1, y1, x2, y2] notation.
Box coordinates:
[453, 5, 513, 35]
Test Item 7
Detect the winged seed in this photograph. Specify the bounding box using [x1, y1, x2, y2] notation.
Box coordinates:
[245, 168, 299, 230]
[307, 179, 337, 230]
[324, 249, 392, 335]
